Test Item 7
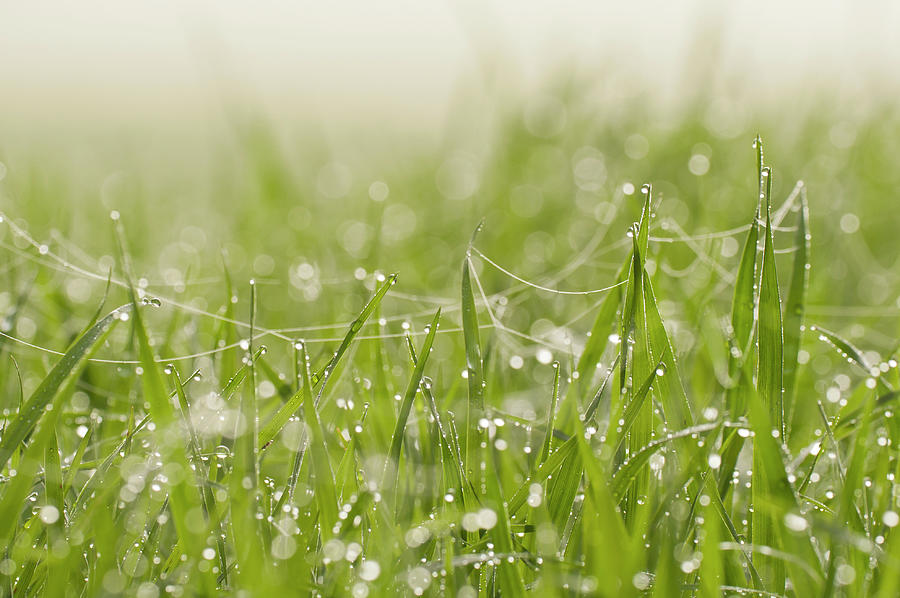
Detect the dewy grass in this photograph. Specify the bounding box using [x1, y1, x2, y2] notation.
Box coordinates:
[2, 108, 900, 598]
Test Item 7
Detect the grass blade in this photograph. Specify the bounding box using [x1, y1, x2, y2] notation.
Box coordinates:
[114, 216, 213, 590]
[782, 185, 809, 433]
[258, 277, 397, 451]
[298, 340, 340, 539]
[0, 304, 130, 471]
[383, 309, 441, 493]
[753, 166, 786, 593]
[537, 361, 561, 466]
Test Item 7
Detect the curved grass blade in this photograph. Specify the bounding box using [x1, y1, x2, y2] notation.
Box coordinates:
[702, 471, 764, 589]
[313, 273, 398, 409]
[610, 422, 719, 502]
[62, 420, 94, 494]
[259, 277, 396, 451]
[82, 267, 113, 333]
[613, 360, 663, 459]
[575, 410, 637, 595]
[383, 309, 441, 492]
[0, 305, 130, 547]
[71, 413, 151, 516]
[0, 304, 131, 471]
[582, 355, 619, 423]
[810, 325, 874, 374]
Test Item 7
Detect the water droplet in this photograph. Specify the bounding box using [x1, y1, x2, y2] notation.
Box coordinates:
[39, 505, 60, 525]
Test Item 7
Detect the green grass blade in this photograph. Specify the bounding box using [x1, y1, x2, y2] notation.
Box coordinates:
[782, 186, 809, 433]
[114, 216, 213, 590]
[43, 429, 65, 597]
[461, 258, 484, 411]
[610, 423, 718, 503]
[508, 437, 577, 515]
[575, 258, 629, 382]
[313, 273, 398, 408]
[537, 361, 561, 466]
[575, 411, 636, 595]
[0, 307, 129, 548]
[0, 304, 130, 471]
[258, 277, 395, 451]
[613, 361, 662, 459]
[718, 202, 760, 498]
[383, 309, 441, 491]
[632, 232, 694, 428]
[298, 340, 340, 539]
[70, 414, 151, 516]
[810, 324, 873, 372]
[729, 211, 759, 380]
[62, 421, 93, 494]
[171, 366, 229, 584]
[753, 166, 786, 593]
[461, 254, 485, 494]
[484, 435, 527, 594]
[745, 388, 824, 594]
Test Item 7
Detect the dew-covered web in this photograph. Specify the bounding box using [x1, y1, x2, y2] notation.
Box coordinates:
[0, 182, 881, 373]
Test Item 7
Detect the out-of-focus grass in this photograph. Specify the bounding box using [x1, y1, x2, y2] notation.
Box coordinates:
[1, 85, 900, 596]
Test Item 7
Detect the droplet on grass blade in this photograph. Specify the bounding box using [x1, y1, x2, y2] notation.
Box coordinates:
[39, 505, 60, 524]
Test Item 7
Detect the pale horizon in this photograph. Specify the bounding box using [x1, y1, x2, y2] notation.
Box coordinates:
[2, 0, 898, 133]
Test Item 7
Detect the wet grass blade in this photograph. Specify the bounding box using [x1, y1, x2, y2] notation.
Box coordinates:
[484, 436, 526, 594]
[810, 324, 872, 372]
[461, 252, 485, 492]
[298, 341, 340, 539]
[114, 216, 213, 590]
[718, 203, 760, 498]
[259, 277, 396, 451]
[0, 304, 130, 471]
[461, 258, 484, 411]
[753, 166, 786, 593]
[575, 409, 637, 595]
[782, 185, 809, 433]
[71, 413, 151, 516]
[745, 387, 824, 594]
[610, 423, 718, 503]
[62, 421, 94, 494]
[575, 259, 629, 382]
[757, 167, 784, 427]
[613, 361, 662, 460]
[631, 232, 694, 428]
[314, 273, 398, 408]
[0, 307, 130, 547]
[537, 361, 561, 466]
[383, 309, 441, 494]
[729, 209, 759, 386]
[171, 366, 229, 584]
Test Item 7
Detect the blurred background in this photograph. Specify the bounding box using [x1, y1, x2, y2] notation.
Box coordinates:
[1, 0, 899, 429]
[2, 1, 899, 133]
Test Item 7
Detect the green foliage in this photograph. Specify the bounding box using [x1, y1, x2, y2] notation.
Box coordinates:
[1, 96, 899, 598]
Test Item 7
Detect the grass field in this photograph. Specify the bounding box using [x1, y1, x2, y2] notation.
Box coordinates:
[2, 90, 900, 597]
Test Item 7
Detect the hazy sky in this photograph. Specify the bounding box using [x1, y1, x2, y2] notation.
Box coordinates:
[1, 1, 898, 127]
